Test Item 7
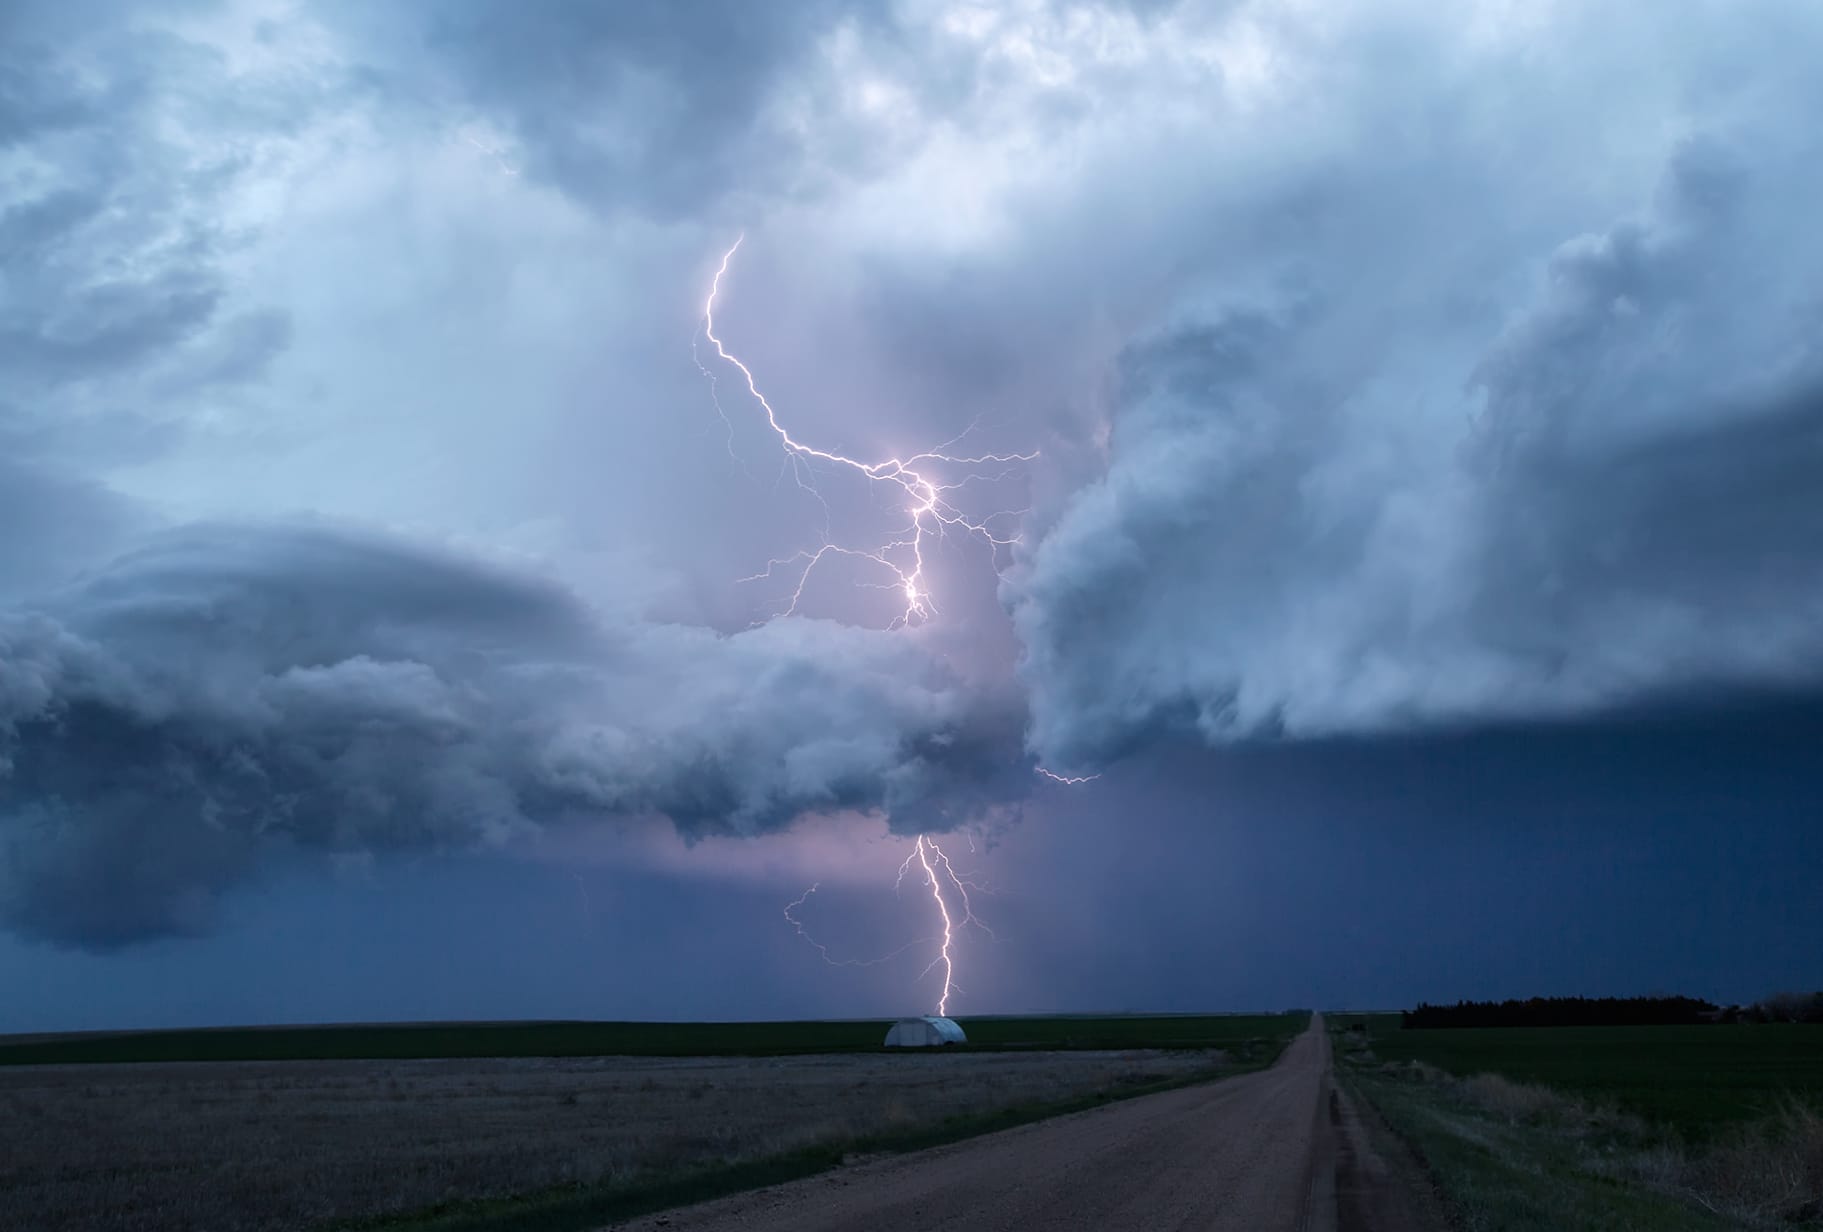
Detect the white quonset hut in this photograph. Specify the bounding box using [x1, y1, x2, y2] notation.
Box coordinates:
[883, 1016, 967, 1047]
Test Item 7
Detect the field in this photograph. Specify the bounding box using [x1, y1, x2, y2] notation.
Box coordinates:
[1331, 1015, 1823, 1229]
[1333, 1013, 1823, 1139]
[0, 1014, 1306, 1232]
[0, 1013, 1300, 1067]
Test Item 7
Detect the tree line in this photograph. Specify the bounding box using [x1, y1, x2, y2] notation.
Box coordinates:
[1404, 995, 1716, 1028]
[1402, 992, 1823, 1028]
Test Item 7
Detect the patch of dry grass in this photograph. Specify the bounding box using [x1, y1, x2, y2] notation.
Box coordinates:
[1459, 1071, 1576, 1123]
[1676, 1100, 1823, 1226]
[1355, 1049, 1823, 1227]
[0, 1047, 1223, 1231]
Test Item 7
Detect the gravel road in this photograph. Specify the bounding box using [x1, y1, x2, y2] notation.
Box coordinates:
[610, 1013, 1339, 1232]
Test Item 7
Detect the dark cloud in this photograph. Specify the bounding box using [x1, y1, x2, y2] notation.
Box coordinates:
[334, 0, 901, 214]
[0, 4, 109, 146]
[4, 0, 1821, 1025]
[0, 7, 300, 455]
[1011, 121, 1823, 770]
[0, 524, 1023, 948]
[0, 459, 140, 598]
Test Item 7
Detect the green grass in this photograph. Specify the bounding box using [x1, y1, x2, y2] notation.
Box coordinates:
[1344, 1066, 1739, 1232]
[959, 1012, 1306, 1052]
[1332, 1015, 1823, 1230]
[0, 1012, 1306, 1067]
[1334, 1014, 1823, 1140]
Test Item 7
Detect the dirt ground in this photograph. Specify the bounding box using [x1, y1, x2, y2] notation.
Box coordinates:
[607, 1015, 1332, 1232]
[1328, 1079, 1453, 1232]
[605, 1015, 1446, 1232]
[0, 1047, 1220, 1232]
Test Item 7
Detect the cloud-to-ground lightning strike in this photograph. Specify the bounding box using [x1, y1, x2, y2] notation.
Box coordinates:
[700, 238, 1032, 1013]
[782, 839, 994, 1014]
[702, 236, 1037, 628]
[900, 834, 996, 1015]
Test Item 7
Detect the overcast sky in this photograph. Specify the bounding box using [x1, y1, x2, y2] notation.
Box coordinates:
[3, 0, 1820, 1031]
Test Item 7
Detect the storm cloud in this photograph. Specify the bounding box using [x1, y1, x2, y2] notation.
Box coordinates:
[328, 0, 905, 215]
[1006, 15, 1823, 770]
[4, 0, 1823, 967]
[0, 524, 1022, 946]
[0, 5, 309, 424]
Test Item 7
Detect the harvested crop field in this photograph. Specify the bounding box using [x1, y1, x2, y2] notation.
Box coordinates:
[1, 1047, 1228, 1232]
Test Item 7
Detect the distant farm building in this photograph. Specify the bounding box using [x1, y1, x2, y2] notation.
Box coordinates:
[883, 1016, 967, 1047]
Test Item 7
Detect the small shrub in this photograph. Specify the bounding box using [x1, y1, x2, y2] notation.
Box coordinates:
[1387, 1059, 1451, 1085]
[879, 1098, 915, 1128]
[1461, 1072, 1574, 1124]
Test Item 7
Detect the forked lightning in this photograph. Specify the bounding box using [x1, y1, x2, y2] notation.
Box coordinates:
[699, 238, 1052, 1013]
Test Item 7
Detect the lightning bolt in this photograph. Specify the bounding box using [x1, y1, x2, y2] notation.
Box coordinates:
[1036, 767, 1101, 785]
[911, 838, 957, 1013]
[896, 834, 997, 1015]
[705, 236, 1034, 1013]
[572, 872, 592, 923]
[460, 131, 520, 177]
[783, 838, 995, 1015]
[701, 235, 1036, 628]
[783, 883, 931, 968]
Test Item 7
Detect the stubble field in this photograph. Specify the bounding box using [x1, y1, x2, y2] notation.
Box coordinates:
[2, 1046, 1232, 1232]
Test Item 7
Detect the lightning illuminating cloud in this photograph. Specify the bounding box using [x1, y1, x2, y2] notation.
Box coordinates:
[458, 129, 520, 177]
[702, 236, 1036, 627]
[701, 237, 1029, 1014]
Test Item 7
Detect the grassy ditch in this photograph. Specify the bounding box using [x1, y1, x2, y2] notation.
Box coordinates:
[1332, 1020, 1823, 1229]
[1331, 1013, 1823, 1139]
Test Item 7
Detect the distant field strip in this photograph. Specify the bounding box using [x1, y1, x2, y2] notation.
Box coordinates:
[0, 1013, 1303, 1066]
[0, 1014, 1307, 1232]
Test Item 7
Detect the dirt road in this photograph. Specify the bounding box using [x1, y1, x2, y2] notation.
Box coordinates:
[611, 1014, 1352, 1232]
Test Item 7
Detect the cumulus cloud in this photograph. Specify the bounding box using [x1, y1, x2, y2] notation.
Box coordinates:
[9, 0, 1823, 949]
[0, 525, 1023, 947]
[1012, 89, 1823, 768]
[0, 1, 1046, 952]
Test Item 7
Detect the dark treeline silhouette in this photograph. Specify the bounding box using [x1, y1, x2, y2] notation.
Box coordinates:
[1731, 991, 1823, 1024]
[1403, 995, 1720, 1029]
